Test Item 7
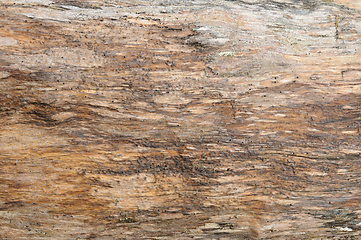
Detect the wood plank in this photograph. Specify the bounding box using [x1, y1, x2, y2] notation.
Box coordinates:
[1, 0, 361, 238]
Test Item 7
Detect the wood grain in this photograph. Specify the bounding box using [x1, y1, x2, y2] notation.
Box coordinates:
[1, 0, 361, 239]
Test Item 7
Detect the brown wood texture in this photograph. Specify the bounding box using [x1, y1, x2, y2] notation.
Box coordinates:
[1, 0, 361, 239]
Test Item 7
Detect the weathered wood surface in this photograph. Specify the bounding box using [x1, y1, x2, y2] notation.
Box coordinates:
[1, 0, 361, 239]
